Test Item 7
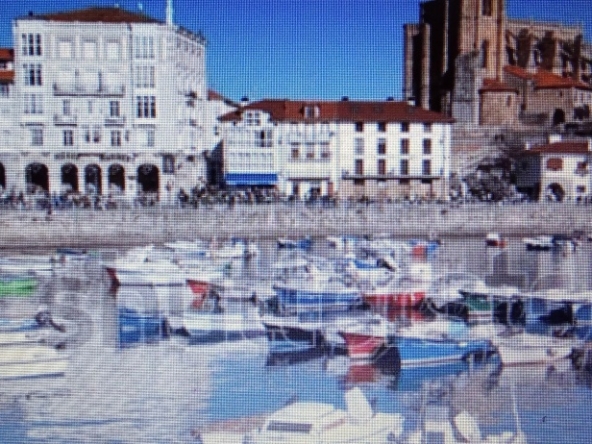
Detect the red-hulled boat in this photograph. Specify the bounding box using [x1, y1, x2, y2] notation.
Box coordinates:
[186, 279, 211, 309]
[338, 317, 389, 360]
[362, 290, 426, 310]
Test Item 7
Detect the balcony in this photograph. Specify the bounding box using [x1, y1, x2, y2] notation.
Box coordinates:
[54, 114, 77, 126]
[104, 116, 126, 126]
[53, 83, 125, 97]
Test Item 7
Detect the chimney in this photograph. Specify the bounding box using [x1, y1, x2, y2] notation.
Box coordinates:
[166, 0, 174, 26]
[524, 142, 531, 150]
[547, 134, 562, 144]
[386, 97, 395, 102]
[240, 96, 250, 106]
[341, 96, 349, 102]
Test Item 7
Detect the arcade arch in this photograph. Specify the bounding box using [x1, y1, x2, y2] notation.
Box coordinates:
[84, 164, 102, 195]
[61, 163, 79, 193]
[25, 163, 49, 194]
[137, 164, 159, 194]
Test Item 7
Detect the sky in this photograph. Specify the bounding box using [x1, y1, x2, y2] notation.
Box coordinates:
[0, 0, 591, 102]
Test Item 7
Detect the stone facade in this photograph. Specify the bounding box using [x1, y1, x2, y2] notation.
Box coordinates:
[404, 0, 592, 127]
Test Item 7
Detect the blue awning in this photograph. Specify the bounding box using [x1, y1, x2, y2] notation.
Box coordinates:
[225, 173, 278, 186]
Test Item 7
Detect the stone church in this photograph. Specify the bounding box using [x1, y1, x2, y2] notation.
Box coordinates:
[403, 0, 592, 127]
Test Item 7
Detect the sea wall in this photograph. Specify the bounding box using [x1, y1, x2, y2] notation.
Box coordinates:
[0, 202, 590, 249]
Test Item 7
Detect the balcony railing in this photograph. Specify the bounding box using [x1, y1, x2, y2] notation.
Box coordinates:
[53, 83, 125, 97]
[104, 116, 126, 126]
[53, 114, 77, 125]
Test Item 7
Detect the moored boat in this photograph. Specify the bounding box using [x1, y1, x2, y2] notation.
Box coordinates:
[0, 345, 69, 380]
[0, 274, 38, 297]
[491, 331, 575, 366]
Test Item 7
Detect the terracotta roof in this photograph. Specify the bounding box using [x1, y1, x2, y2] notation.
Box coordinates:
[528, 141, 590, 154]
[22, 7, 161, 24]
[0, 48, 13, 61]
[0, 71, 14, 83]
[504, 65, 592, 91]
[219, 99, 455, 124]
[479, 78, 518, 93]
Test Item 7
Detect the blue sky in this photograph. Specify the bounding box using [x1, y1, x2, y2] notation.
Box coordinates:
[1, 0, 591, 101]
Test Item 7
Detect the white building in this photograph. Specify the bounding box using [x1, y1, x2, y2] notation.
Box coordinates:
[517, 136, 592, 201]
[219, 99, 454, 200]
[0, 48, 15, 193]
[0, 5, 207, 202]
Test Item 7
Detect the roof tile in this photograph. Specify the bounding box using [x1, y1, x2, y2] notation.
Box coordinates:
[24, 7, 160, 24]
[219, 99, 454, 124]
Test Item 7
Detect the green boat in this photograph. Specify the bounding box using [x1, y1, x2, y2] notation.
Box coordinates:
[0, 276, 39, 297]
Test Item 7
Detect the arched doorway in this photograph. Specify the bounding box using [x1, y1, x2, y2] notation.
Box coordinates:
[547, 183, 565, 202]
[137, 164, 159, 194]
[84, 164, 102, 195]
[108, 164, 125, 194]
[61, 163, 79, 193]
[553, 108, 566, 126]
[0, 163, 5, 192]
[25, 163, 49, 194]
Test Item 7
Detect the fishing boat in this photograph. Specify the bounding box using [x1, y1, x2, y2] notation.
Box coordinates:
[405, 407, 527, 444]
[0, 254, 56, 277]
[183, 292, 264, 342]
[272, 278, 362, 315]
[104, 257, 186, 287]
[0, 345, 69, 380]
[261, 314, 328, 351]
[0, 274, 38, 297]
[485, 232, 507, 248]
[491, 331, 575, 366]
[277, 237, 313, 250]
[242, 387, 404, 444]
[344, 256, 398, 285]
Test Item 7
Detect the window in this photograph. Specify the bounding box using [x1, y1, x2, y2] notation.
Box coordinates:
[304, 105, 319, 118]
[135, 66, 155, 88]
[82, 126, 91, 143]
[400, 139, 410, 155]
[355, 138, 365, 155]
[147, 129, 155, 147]
[63, 100, 71, 116]
[400, 159, 409, 175]
[378, 159, 386, 175]
[423, 123, 432, 133]
[109, 101, 120, 117]
[577, 186, 586, 193]
[481, 40, 489, 69]
[401, 122, 410, 132]
[291, 142, 300, 159]
[377, 138, 387, 155]
[31, 128, 43, 146]
[355, 122, 364, 132]
[88, 101, 93, 114]
[163, 155, 175, 174]
[0, 84, 9, 97]
[136, 96, 156, 118]
[422, 159, 431, 176]
[320, 142, 330, 159]
[134, 36, 155, 59]
[93, 126, 101, 143]
[23, 94, 43, 114]
[506, 95, 512, 107]
[482, 0, 493, 16]
[256, 130, 273, 148]
[23, 63, 42, 86]
[22, 33, 42, 56]
[63, 130, 74, 146]
[306, 143, 315, 159]
[245, 111, 261, 126]
[377, 122, 387, 132]
[111, 130, 122, 147]
[546, 158, 563, 171]
[355, 159, 364, 175]
[423, 139, 432, 155]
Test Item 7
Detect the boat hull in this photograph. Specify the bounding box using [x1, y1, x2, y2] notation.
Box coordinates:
[363, 291, 425, 309]
[0, 346, 69, 380]
[262, 321, 326, 351]
[339, 331, 385, 360]
[392, 336, 493, 367]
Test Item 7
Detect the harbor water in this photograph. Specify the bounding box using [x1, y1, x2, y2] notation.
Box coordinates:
[1, 237, 592, 443]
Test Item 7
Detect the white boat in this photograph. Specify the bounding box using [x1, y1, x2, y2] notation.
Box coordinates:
[104, 252, 186, 286]
[0, 345, 69, 380]
[0, 330, 47, 346]
[243, 386, 404, 444]
[405, 408, 527, 444]
[492, 331, 574, 366]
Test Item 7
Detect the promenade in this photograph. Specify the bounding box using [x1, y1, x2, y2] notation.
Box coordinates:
[0, 201, 590, 249]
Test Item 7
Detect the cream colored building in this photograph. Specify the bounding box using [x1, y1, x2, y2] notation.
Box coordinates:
[1, 5, 208, 202]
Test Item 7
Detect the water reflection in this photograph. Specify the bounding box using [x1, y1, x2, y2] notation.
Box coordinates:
[1, 238, 592, 442]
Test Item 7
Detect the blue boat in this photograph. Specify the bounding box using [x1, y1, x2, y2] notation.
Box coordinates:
[118, 307, 167, 346]
[277, 237, 313, 250]
[385, 320, 495, 367]
[273, 281, 362, 314]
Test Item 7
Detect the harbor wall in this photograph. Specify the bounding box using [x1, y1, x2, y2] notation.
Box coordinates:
[0, 202, 590, 248]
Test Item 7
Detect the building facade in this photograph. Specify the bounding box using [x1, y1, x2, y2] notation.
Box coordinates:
[404, 0, 592, 127]
[0, 6, 208, 202]
[219, 99, 454, 200]
[516, 136, 592, 201]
